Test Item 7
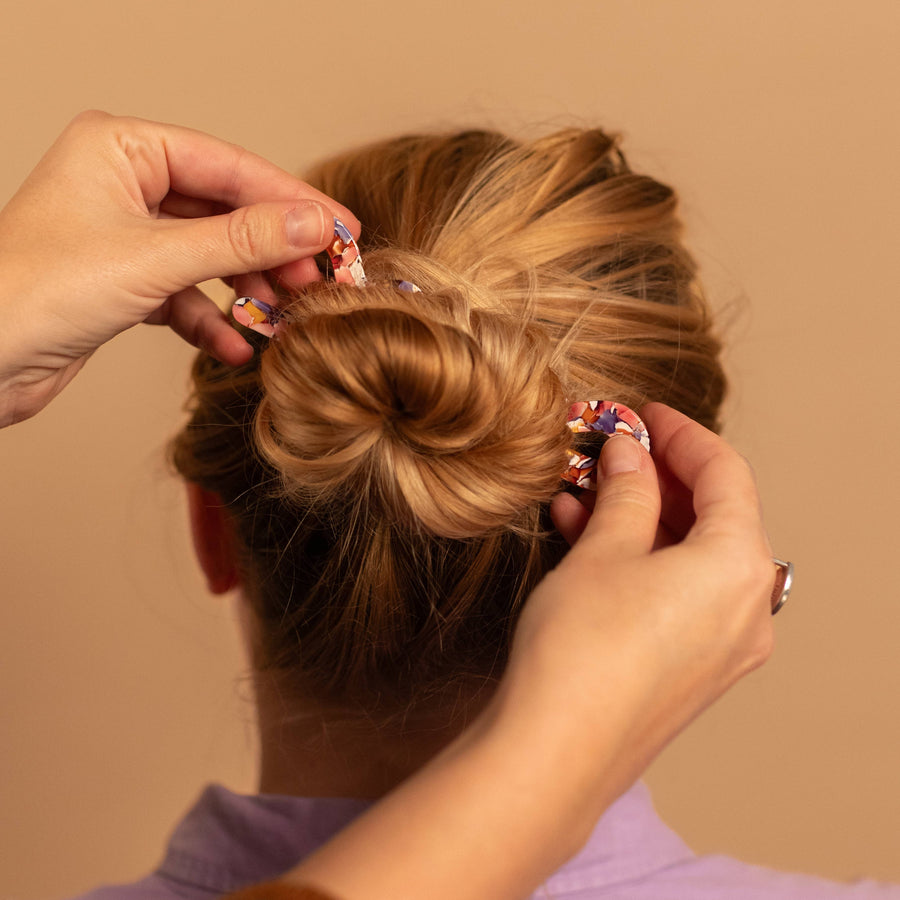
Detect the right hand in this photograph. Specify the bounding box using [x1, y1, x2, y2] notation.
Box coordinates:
[506, 402, 776, 781]
[250, 404, 778, 900]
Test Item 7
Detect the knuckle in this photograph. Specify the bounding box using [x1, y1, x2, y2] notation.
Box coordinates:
[728, 547, 777, 675]
[224, 144, 249, 200]
[71, 108, 108, 125]
[225, 207, 263, 269]
[730, 544, 774, 596]
[67, 109, 112, 135]
[734, 451, 760, 488]
[603, 476, 656, 511]
[63, 111, 106, 146]
[744, 619, 776, 672]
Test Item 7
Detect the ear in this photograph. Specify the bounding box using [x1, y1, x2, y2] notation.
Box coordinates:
[186, 483, 241, 594]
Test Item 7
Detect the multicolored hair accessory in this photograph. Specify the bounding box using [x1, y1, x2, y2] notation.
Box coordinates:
[232, 219, 421, 337]
[232, 295, 282, 339]
[562, 400, 650, 490]
[327, 218, 367, 287]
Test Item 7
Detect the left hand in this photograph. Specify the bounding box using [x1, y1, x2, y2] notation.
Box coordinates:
[0, 110, 359, 427]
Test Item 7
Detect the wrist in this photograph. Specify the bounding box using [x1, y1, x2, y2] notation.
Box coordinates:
[486, 612, 673, 842]
[481, 681, 628, 851]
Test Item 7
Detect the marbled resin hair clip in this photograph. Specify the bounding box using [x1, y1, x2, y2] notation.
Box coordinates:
[231, 295, 283, 339]
[327, 218, 367, 287]
[562, 400, 650, 490]
[232, 219, 419, 337]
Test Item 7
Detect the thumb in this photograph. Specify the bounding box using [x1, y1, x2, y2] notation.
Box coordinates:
[159, 200, 333, 288]
[567, 435, 660, 562]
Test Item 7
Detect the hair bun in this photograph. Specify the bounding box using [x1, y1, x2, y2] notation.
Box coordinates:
[255, 291, 567, 538]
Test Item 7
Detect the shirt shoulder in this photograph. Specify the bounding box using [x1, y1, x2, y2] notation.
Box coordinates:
[539, 853, 900, 899]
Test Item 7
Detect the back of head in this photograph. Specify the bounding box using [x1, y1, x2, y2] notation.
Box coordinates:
[171, 127, 724, 717]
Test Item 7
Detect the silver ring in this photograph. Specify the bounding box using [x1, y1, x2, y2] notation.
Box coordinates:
[771, 558, 794, 615]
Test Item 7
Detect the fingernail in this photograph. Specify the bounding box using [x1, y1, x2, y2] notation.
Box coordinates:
[600, 435, 645, 476]
[286, 202, 329, 248]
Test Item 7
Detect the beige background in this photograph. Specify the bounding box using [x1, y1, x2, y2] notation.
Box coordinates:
[1, 1, 898, 896]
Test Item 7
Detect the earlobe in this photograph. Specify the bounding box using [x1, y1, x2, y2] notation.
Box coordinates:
[186, 483, 241, 594]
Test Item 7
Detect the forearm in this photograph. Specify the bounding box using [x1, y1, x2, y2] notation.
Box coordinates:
[225, 408, 774, 900]
[276, 647, 657, 900]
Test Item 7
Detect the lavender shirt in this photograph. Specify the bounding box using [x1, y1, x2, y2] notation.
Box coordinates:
[73, 782, 898, 899]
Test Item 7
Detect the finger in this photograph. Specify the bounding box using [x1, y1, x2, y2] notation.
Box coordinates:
[154, 199, 334, 290]
[656, 460, 696, 541]
[652, 520, 681, 551]
[641, 403, 766, 544]
[146, 286, 253, 365]
[568, 435, 660, 562]
[232, 272, 280, 309]
[550, 492, 592, 546]
[153, 120, 361, 233]
[228, 256, 324, 310]
[552, 463, 674, 551]
[271, 256, 325, 288]
[158, 190, 231, 220]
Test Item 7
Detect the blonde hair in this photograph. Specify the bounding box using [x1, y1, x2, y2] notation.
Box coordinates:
[171, 128, 724, 715]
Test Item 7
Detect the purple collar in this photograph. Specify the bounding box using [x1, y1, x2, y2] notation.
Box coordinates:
[156, 781, 691, 896]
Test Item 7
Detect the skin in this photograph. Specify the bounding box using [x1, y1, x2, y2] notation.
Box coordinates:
[197, 411, 776, 900]
[0, 110, 359, 427]
[2, 113, 777, 900]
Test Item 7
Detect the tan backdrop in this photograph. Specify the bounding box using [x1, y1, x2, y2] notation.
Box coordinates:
[2, 2, 898, 896]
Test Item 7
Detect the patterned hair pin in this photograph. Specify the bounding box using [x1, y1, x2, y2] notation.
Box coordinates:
[328, 218, 367, 287]
[562, 400, 650, 490]
[232, 219, 420, 337]
[232, 295, 282, 339]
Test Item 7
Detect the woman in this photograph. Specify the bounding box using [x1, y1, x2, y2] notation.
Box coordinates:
[162, 129, 892, 898]
[1, 113, 879, 900]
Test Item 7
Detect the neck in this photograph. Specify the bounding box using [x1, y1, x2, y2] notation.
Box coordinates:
[252, 671, 489, 800]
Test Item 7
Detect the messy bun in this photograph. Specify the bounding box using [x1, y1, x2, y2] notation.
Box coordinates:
[256, 288, 566, 539]
[171, 127, 725, 715]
